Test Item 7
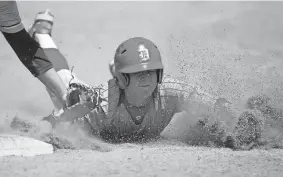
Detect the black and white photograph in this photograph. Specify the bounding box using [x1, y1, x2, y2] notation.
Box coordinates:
[0, 0, 283, 176]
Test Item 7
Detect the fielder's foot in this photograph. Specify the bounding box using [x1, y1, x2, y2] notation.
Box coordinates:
[29, 9, 54, 37]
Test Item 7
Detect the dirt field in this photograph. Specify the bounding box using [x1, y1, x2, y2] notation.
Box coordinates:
[1, 142, 283, 177]
[1, 1, 283, 176]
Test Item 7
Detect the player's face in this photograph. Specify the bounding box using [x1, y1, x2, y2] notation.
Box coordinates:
[125, 70, 158, 100]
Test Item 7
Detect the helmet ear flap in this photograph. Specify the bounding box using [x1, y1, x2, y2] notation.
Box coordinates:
[109, 60, 129, 89]
[123, 73, 130, 86]
[116, 73, 128, 89]
[157, 69, 163, 84]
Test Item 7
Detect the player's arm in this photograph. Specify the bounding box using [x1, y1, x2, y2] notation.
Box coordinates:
[43, 81, 103, 126]
[0, 1, 67, 108]
[44, 80, 112, 134]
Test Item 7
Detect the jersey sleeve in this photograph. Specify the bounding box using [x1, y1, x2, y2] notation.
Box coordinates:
[0, 1, 24, 33]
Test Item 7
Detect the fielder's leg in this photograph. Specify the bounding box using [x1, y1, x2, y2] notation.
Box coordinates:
[0, 1, 67, 109]
[29, 9, 88, 109]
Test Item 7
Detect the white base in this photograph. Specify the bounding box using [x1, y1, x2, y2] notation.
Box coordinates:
[0, 134, 54, 157]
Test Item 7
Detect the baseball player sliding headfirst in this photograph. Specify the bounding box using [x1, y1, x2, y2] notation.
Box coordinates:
[22, 9, 256, 148]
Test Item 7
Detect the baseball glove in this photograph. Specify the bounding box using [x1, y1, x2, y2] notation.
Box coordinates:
[42, 81, 102, 128]
[66, 82, 99, 108]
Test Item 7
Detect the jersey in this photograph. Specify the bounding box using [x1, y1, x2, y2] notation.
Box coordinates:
[86, 74, 221, 142]
[50, 69, 225, 143]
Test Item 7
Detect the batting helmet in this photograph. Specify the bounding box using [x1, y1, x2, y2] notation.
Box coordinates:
[110, 37, 164, 89]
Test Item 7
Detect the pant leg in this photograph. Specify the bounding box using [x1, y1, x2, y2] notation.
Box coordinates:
[43, 48, 70, 71]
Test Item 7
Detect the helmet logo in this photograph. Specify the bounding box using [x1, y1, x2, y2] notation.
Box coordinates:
[138, 44, 150, 62]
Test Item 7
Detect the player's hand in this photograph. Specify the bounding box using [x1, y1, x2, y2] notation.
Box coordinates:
[66, 83, 98, 108]
[44, 83, 98, 126]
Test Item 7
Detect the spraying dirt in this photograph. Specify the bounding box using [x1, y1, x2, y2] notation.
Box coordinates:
[1, 1, 283, 176]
